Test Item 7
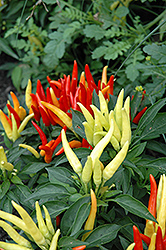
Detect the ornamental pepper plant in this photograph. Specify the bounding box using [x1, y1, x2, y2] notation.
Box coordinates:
[0, 62, 166, 249]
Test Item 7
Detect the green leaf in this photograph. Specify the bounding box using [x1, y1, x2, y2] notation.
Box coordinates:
[26, 183, 76, 201]
[72, 109, 86, 139]
[70, 203, 90, 236]
[60, 195, 90, 236]
[133, 98, 166, 143]
[85, 224, 121, 247]
[20, 162, 49, 175]
[42, 200, 69, 217]
[146, 140, 166, 156]
[59, 236, 87, 248]
[114, 6, 129, 18]
[143, 44, 166, 63]
[0, 37, 19, 59]
[125, 64, 139, 82]
[145, 157, 166, 174]
[110, 194, 157, 222]
[84, 24, 105, 40]
[138, 113, 166, 140]
[47, 167, 75, 186]
[127, 142, 147, 160]
[92, 46, 108, 59]
[11, 66, 22, 91]
[0, 180, 10, 200]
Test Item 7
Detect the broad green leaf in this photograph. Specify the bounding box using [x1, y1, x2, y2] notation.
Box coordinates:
[15, 184, 34, 208]
[114, 6, 129, 18]
[47, 167, 75, 186]
[72, 109, 86, 139]
[146, 140, 166, 156]
[11, 66, 22, 91]
[20, 162, 49, 174]
[26, 183, 76, 201]
[145, 157, 166, 174]
[84, 24, 105, 40]
[59, 236, 87, 248]
[60, 195, 90, 236]
[124, 159, 144, 179]
[92, 46, 108, 59]
[143, 43, 166, 63]
[110, 194, 157, 222]
[42, 201, 69, 217]
[130, 91, 144, 121]
[127, 142, 147, 160]
[70, 203, 90, 236]
[139, 113, 166, 140]
[125, 64, 139, 82]
[0, 37, 19, 59]
[85, 224, 121, 247]
[133, 98, 166, 143]
[0, 180, 10, 200]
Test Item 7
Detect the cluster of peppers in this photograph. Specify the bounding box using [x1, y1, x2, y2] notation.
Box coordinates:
[127, 174, 166, 250]
[60, 89, 130, 195]
[0, 189, 96, 249]
[0, 91, 34, 142]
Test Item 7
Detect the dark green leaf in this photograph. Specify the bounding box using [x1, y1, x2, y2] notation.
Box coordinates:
[20, 162, 49, 174]
[72, 109, 86, 139]
[47, 167, 75, 186]
[60, 195, 90, 236]
[85, 224, 121, 247]
[0, 37, 19, 59]
[0, 180, 10, 200]
[42, 200, 69, 217]
[110, 194, 157, 222]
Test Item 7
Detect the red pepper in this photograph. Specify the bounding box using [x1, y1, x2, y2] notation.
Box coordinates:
[46, 87, 54, 104]
[79, 82, 86, 107]
[36, 79, 46, 101]
[7, 104, 21, 128]
[66, 75, 71, 101]
[39, 145, 52, 163]
[156, 226, 164, 250]
[140, 233, 151, 246]
[49, 82, 61, 98]
[31, 105, 41, 122]
[107, 75, 114, 96]
[71, 60, 78, 96]
[72, 87, 80, 110]
[133, 225, 143, 250]
[47, 75, 51, 83]
[163, 234, 166, 250]
[132, 107, 147, 124]
[72, 246, 86, 250]
[39, 105, 51, 127]
[85, 64, 97, 92]
[148, 174, 157, 220]
[55, 140, 82, 155]
[50, 80, 62, 90]
[31, 121, 47, 145]
[56, 215, 61, 228]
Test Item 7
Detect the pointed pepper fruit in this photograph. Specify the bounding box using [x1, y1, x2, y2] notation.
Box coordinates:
[71, 60, 78, 96]
[61, 129, 82, 176]
[0, 110, 12, 140]
[11, 200, 48, 248]
[120, 108, 131, 147]
[19, 144, 40, 158]
[25, 79, 32, 109]
[35, 201, 52, 241]
[132, 107, 147, 124]
[82, 189, 97, 241]
[42, 205, 55, 236]
[156, 226, 163, 250]
[114, 88, 124, 131]
[126, 243, 135, 250]
[148, 232, 156, 250]
[0, 242, 31, 250]
[0, 220, 32, 248]
[81, 156, 93, 185]
[55, 140, 82, 156]
[49, 228, 60, 250]
[31, 121, 47, 146]
[133, 225, 143, 250]
[140, 233, 151, 246]
[41, 101, 73, 130]
[156, 174, 166, 238]
[90, 119, 114, 168]
[72, 245, 86, 250]
[7, 104, 20, 128]
[103, 140, 129, 183]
